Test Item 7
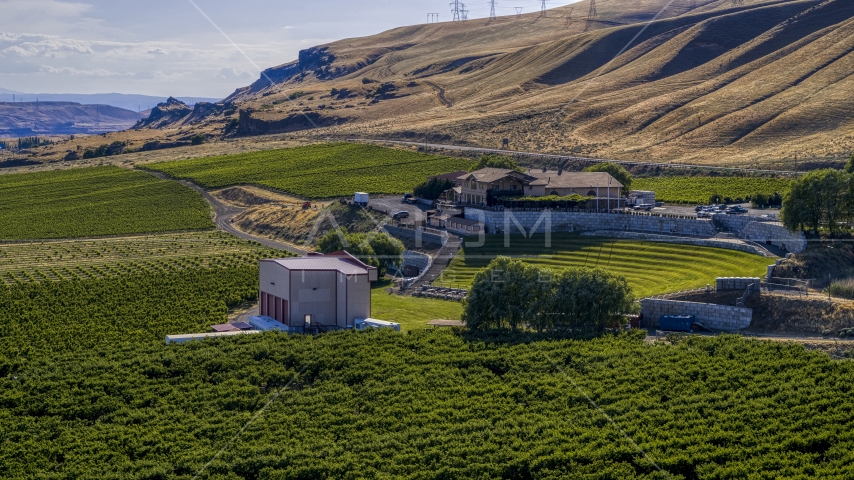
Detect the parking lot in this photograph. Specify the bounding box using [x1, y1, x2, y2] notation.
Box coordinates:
[367, 195, 433, 224]
[653, 203, 780, 218]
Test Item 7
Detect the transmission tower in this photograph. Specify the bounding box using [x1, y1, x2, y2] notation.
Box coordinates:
[461, 3, 469, 20]
[587, 0, 597, 20]
[450, 0, 462, 21]
[564, 6, 574, 28]
[515, 7, 523, 19]
[488, 0, 497, 20]
[540, 0, 547, 16]
[427, 13, 439, 23]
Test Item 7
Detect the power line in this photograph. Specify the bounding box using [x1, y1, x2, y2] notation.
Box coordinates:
[515, 6, 523, 19]
[488, 0, 497, 20]
[450, 0, 462, 21]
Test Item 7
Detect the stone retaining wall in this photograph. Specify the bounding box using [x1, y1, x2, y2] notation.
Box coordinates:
[739, 221, 807, 253]
[716, 277, 761, 291]
[465, 209, 717, 237]
[583, 231, 774, 257]
[641, 299, 752, 331]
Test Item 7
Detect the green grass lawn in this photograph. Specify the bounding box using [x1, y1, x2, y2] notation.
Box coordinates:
[371, 283, 463, 331]
[143, 143, 474, 198]
[434, 233, 772, 298]
[633, 177, 792, 204]
[0, 166, 213, 240]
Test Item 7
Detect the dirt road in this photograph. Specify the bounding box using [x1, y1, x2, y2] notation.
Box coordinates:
[140, 170, 308, 256]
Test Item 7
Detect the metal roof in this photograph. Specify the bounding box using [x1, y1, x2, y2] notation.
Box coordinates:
[526, 170, 624, 189]
[269, 255, 373, 275]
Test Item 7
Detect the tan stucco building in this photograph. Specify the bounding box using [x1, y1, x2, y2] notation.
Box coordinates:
[258, 251, 377, 331]
[456, 168, 623, 204]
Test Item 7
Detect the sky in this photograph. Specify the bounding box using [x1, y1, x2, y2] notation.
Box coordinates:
[0, 0, 578, 99]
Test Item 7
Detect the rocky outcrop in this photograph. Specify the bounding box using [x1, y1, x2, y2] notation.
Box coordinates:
[135, 97, 192, 129]
[236, 109, 348, 136]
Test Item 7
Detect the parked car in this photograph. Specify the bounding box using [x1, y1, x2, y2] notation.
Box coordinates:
[392, 211, 410, 220]
[695, 205, 705, 212]
[728, 206, 748, 214]
[403, 193, 413, 201]
[633, 204, 653, 211]
[697, 211, 711, 218]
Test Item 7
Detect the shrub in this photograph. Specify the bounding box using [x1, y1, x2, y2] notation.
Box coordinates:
[471, 154, 522, 172]
[191, 134, 206, 145]
[829, 278, 854, 300]
[413, 177, 454, 200]
[583, 162, 633, 194]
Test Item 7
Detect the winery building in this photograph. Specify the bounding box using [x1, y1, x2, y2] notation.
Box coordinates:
[258, 251, 378, 330]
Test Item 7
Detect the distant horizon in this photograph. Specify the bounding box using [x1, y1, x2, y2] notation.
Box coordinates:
[0, 0, 579, 97]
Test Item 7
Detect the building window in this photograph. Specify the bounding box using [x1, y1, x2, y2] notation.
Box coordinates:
[587, 190, 597, 196]
[472, 181, 477, 189]
[511, 185, 517, 190]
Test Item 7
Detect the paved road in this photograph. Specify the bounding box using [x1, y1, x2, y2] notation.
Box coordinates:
[367, 195, 433, 224]
[140, 170, 308, 256]
[349, 138, 804, 175]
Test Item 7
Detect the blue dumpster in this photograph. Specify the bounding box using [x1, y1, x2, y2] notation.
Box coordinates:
[659, 315, 694, 332]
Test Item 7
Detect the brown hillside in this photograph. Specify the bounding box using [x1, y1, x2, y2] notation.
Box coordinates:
[120, 0, 854, 168]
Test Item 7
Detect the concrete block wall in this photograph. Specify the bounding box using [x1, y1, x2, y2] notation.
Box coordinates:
[716, 277, 762, 291]
[641, 299, 752, 331]
[714, 214, 769, 233]
[739, 221, 807, 253]
[584, 231, 775, 257]
[465, 209, 718, 237]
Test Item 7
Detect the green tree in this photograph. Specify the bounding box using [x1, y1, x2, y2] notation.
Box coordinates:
[845, 153, 854, 174]
[413, 177, 455, 200]
[462, 257, 545, 331]
[471, 154, 523, 172]
[583, 162, 633, 195]
[782, 169, 851, 235]
[316, 227, 401, 276]
[751, 193, 769, 209]
[463, 257, 634, 332]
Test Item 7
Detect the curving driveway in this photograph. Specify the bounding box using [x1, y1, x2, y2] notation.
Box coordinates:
[140, 170, 308, 256]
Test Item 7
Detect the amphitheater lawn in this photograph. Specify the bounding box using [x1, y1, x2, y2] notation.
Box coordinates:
[371, 282, 463, 331]
[142, 143, 474, 198]
[435, 233, 772, 298]
[0, 166, 212, 240]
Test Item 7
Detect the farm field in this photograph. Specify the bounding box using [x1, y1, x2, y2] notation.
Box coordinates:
[0, 165, 213, 240]
[633, 177, 793, 205]
[142, 143, 474, 198]
[434, 234, 772, 298]
[2, 329, 854, 478]
[0, 232, 280, 286]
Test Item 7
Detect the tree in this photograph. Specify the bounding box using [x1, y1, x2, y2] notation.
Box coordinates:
[462, 257, 635, 333]
[583, 163, 633, 195]
[845, 153, 854, 174]
[413, 177, 455, 200]
[471, 154, 523, 172]
[316, 227, 401, 277]
[782, 169, 852, 235]
[751, 193, 769, 209]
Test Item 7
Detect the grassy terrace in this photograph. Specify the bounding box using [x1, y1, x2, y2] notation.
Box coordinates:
[434, 233, 772, 298]
[142, 143, 474, 198]
[0, 166, 212, 240]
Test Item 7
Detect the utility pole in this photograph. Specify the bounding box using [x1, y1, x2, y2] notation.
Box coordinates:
[427, 13, 439, 23]
[588, 0, 597, 20]
[515, 7, 523, 19]
[488, 0, 497, 20]
[450, 0, 462, 21]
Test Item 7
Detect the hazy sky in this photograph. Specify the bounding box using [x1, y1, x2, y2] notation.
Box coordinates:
[0, 0, 578, 99]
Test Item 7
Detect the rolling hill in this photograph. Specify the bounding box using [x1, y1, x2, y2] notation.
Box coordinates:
[150, 0, 854, 168]
[0, 101, 144, 136]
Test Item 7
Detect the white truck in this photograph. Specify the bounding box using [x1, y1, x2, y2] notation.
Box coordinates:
[354, 192, 369, 206]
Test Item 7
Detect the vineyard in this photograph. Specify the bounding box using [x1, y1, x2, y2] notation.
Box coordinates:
[2, 329, 854, 478]
[142, 143, 474, 198]
[0, 166, 213, 240]
[633, 176, 793, 204]
[435, 234, 771, 298]
[0, 232, 280, 285]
